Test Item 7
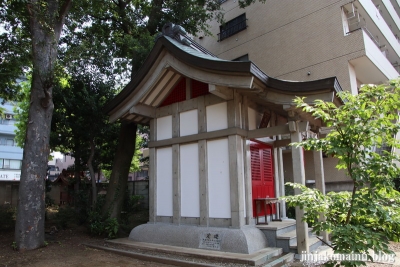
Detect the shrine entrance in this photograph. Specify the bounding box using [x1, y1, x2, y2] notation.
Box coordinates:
[250, 141, 275, 217]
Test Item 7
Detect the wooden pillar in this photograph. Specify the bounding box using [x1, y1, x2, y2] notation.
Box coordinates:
[229, 135, 245, 228]
[242, 96, 253, 225]
[276, 134, 287, 219]
[290, 121, 309, 254]
[274, 145, 287, 219]
[149, 119, 157, 223]
[277, 146, 287, 219]
[172, 103, 180, 224]
[228, 91, 245, 228]
[313, 150, 329, 242]
[244, 140, 253, 225]
[199, 139, 209, 226]
[172, 144, 181, 224]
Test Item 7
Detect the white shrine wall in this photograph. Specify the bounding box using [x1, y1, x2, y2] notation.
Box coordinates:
[207, 138, 231, 218]
[156, 147, 173, 216]
[156, 115, 172, 140]
[206, 102, 228, 132]
[151, 93, 253, 227]
[180, 143, 200, 217]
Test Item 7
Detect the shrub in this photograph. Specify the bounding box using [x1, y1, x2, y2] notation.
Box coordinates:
[87, 210, 119, 239]
[287, 80, 400, 266]
[54, 206, 76, 229]
[0, 205, 15, 231]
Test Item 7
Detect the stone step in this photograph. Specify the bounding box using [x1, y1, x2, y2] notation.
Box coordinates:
[260, 253, 295, 267]
[257, 221, 296, 248]
[95, 238, 285, 266]
[289, 236, 323, 253]
[276, 228, 317, 252]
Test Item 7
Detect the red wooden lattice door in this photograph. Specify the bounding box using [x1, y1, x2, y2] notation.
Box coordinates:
[251, 141, 275, 217]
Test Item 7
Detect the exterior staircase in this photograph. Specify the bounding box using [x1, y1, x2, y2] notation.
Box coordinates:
[257, 220, 323, 254]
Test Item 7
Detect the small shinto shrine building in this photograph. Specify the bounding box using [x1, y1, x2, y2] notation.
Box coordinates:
[105, 23, 342, 254]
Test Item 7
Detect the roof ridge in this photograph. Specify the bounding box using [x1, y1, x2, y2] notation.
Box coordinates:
[156, 22, 218, 58]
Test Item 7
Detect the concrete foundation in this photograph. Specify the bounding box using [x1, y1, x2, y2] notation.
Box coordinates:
[129, 223, 268, 254]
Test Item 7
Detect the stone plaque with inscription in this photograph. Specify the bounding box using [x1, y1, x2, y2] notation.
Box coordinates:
[199, 232, 222, 250]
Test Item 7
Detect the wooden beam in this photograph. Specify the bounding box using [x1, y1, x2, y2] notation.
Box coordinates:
[129, 104, 156, 118]
[208, 84, 233, 100]
[274, 139, 291, 148]
[148, 123, 307, 147]
[149, 127, 247, 148]
[261, 91, 334, 105]
[247, 125, 290, 139]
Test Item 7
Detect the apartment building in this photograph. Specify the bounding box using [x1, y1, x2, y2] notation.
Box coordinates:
[194, 0, 400, 191]
[196, 0, 400, 95]
[0, 101, 23, 181]
[0, 100, 23, 205]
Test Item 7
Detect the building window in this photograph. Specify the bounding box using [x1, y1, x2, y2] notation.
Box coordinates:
[6, 139, 14, 146]
[0, 159, 22, 169]
[218, 13, 247, 42]
[9, 160, 21, 169]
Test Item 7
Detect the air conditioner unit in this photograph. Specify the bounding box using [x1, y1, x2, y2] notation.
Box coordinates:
[5, 114, 13, 120]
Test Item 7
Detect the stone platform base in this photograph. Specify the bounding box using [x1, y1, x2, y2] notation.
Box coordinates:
[129, 223, 268, 254]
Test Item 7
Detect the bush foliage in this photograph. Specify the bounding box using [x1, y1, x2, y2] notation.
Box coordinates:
[284, 80, 400, 266]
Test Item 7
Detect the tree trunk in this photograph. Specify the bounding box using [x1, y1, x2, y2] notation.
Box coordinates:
[73, 148, 81, 204]
[88, 139, 97, 206]
[15, 0, 71, 251]
[102, 122, 137, 219]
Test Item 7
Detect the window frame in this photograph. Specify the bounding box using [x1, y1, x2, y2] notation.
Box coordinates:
[218, 13, 248, 42]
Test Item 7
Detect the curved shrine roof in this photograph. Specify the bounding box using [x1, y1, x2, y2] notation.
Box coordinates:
[105, 23, 342, 122]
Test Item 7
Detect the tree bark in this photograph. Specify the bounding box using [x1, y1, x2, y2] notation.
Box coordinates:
[73, 147, 81, 203]
[15, 0, 71, 251]
[102, 122, 137, 219]
[88, 139, 97, 206]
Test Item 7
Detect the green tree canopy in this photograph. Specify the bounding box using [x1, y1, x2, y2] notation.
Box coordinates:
[284, 80, 400, 266]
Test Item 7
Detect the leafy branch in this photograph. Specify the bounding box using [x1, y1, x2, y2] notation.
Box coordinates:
[286, 80, 400, 266]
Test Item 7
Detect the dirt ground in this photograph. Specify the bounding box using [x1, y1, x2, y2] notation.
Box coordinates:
[0, 206, 399, 267]
[0, 226, 175, 267]
[0, 207, 175, 267]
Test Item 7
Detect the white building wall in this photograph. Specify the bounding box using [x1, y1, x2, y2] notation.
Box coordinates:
[348, 63, 358, 95]
[156, 147, 173, 216]
[180, 143, 200, 217]
[157, 115, 172, 140]
[207, 138, 231, 218]
[180, 109, 198, 136]
[206, 102, 228, 132]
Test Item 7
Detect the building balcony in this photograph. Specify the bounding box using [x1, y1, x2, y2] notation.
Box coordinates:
[376, 0, 400, 37]
[358, 0, 400, 60]
[0, 124, 16, 135]
[344, 1, 400, 62]
[349, 28, 399, 84]
[0, 146, 23, 160]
